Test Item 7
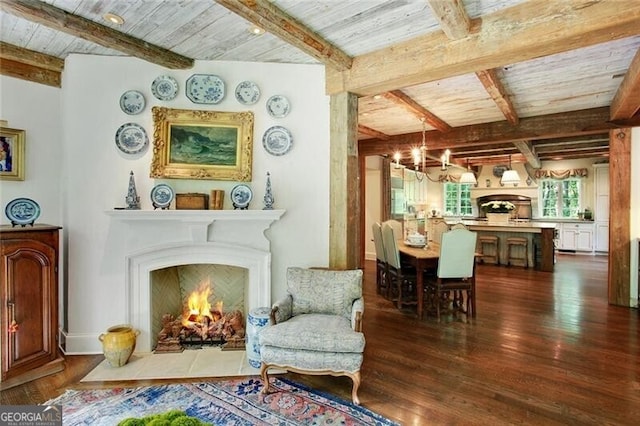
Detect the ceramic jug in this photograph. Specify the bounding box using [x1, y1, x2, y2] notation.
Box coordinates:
[98, 324, 139, 367]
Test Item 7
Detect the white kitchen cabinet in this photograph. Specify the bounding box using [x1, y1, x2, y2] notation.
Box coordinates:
[595, 223, 609, 252]
[559, 222, 594, 252]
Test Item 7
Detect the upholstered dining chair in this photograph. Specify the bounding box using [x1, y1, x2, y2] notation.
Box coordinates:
[382, 219, 403, 241]
[381, 222, 417, 310]
[425, 228, 477, 321]
[258, 267, 365, 404]
[432, 220, 450, 243]
[372, 222, 390, 298]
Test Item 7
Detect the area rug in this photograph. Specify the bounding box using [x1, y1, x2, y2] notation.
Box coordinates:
[45, 377, 399, 425]
[81, 347, 265, 382]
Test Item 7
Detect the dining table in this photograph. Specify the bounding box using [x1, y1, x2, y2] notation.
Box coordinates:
[397, 240, 441, 320]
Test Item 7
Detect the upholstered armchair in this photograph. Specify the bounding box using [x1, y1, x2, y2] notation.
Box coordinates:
[259, 267, 365, 404]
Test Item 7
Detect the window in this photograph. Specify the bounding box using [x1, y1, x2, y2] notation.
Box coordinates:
[443, 182, 473, 216]
[540, 179, 581, 218]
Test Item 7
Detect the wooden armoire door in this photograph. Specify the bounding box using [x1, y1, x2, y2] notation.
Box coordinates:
[1, 226, 61, 383]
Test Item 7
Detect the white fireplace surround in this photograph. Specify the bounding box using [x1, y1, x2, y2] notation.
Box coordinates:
[107, 209, 285, 352]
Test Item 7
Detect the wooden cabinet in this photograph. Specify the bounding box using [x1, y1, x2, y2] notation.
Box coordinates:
[559, 222, 594, 252]
[0, 225, 64, 390]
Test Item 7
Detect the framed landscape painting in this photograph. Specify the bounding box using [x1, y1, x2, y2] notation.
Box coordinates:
[150, 107, 254, 181]
[0, 127, 25, 181]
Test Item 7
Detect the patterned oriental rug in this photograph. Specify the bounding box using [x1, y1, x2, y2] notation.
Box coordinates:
[45, 377, 399, 426]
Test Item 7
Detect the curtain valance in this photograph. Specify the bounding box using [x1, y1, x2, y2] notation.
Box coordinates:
[534, 168, 588, 179]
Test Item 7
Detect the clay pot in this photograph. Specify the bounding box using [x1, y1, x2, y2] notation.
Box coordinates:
[98, 324, 139, 367]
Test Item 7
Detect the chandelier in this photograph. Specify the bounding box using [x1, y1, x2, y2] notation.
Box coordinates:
[393, 118, 473, 184]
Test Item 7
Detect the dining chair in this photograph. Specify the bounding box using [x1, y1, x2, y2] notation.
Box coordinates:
[371, 222, 390, 298]
[381, 222, 417, 310]
[425, 228, 477, 321]
[450, 223, 468, 230]
[382, 219, 403, 241]
[432, 220, 450, 243]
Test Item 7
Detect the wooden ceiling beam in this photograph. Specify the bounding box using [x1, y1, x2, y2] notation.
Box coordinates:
[216, 0, 352, 71]
[610, 47, 640, 120]
[533, 134, 609, 147]
[513, 140, 541, 169]
[382, 90, 452, 132]
[358, 124, 389, 140]
[0, 0, 193, 69]
[359, 107, 612, 156]
[0, 57, 61, 87]
[426, 0, 471, 39]
[327, 0, 640, 95]
[0, 42, 64, 72]
[476, 69, 519, 125]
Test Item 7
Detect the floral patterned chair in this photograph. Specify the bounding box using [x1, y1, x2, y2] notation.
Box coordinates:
[258, 267, 365, 404]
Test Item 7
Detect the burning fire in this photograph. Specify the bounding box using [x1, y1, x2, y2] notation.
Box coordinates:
[182, 281, 223, 327]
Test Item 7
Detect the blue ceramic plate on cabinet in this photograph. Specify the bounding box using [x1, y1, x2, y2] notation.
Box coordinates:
[5, 197, 40, 225]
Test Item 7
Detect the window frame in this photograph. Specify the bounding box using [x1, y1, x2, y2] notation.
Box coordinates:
[539, 178, 582, 219]
[443, 182, 473, 217]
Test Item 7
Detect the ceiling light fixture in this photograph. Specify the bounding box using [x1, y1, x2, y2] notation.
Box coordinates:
[103, 13, 124, 25]
[459, 158, 477, 185]
[249, 25, 265, 35]
[500, 155, 521, 186]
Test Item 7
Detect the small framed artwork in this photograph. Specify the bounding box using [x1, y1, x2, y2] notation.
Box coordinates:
[0, 127, 25, 181]
[150, 107, 254, 181]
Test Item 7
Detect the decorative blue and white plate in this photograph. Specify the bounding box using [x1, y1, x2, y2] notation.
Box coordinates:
[115, 123, 148, 155]
[263, 125, 293, 156]
[151, 75, 179, 101]
[186, 74, 225, 104]
[150, 184, 174, 209]
[235, 81, 260, 105]
[266, 95, 290, 118]
[5, 197, 40, 225]
[230, 184, 252, 209]
[119, 90, 145, 115]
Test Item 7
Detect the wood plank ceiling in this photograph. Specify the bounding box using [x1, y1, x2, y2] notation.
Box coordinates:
[1, 0, 640, 172]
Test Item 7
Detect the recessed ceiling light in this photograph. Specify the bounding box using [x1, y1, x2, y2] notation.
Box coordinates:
[249, 25, 265, 35]
[103, 13, 124, 25]
[373, 94, 382, 100]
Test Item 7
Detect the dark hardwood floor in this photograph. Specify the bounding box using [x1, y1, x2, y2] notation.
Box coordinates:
[2, 254, 638, 425]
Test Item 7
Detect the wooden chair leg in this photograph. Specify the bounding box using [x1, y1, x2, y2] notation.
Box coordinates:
[350, 371, 361, 405]
[260, 363, 272, 395]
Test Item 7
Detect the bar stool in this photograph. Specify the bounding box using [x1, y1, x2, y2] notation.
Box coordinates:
[478, 235, 499, 265]
[506, 237, 528, 267]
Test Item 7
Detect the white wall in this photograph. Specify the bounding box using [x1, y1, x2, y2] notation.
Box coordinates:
[51, 55, 329, 352]
[0, 76, 62, 225]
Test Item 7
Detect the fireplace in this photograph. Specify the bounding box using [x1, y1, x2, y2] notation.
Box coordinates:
[107, 209, 285, 352]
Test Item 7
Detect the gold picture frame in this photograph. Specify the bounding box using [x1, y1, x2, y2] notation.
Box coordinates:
[150, 107, 254, 181]
[0, 127, 25, 181]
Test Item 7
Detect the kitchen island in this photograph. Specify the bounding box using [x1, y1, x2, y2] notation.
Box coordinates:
[445, 220, 558, 272]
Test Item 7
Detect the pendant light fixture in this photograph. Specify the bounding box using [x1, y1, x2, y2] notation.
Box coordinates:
[459, 158, 477, 184]
[500, 155, 521, 186]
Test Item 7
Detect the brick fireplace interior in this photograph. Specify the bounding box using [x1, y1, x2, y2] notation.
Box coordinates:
[150, 264, 247, 350]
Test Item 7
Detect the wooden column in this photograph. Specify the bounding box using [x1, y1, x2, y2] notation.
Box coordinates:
[329, 92, 360, 269]
[608, 128, 631, 306]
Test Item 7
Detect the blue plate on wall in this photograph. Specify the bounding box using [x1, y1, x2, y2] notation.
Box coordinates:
[5, 197, 40, 225]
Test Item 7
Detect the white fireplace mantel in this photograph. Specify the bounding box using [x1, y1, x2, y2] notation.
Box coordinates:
[104, 209, 286, 352]
[106, 209, 285, 249]
[105, 209, 286, 222]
